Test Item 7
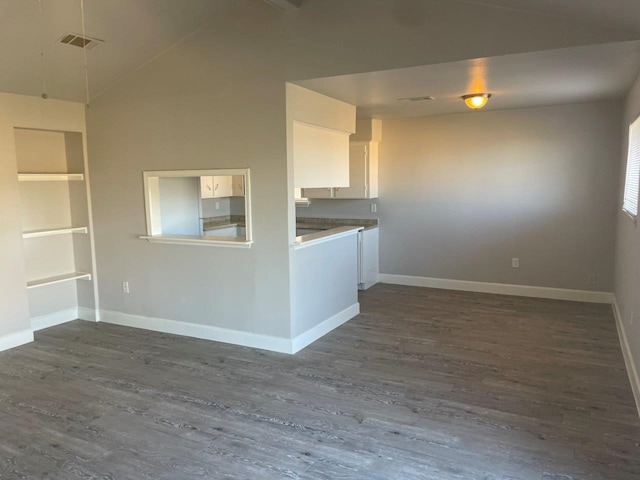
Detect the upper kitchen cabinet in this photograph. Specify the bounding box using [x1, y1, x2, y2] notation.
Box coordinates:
[303, 119, 381, 200]
[287, 83, 356, 189]
[200, 175, 233, 198]
[231, 175, 245, 197]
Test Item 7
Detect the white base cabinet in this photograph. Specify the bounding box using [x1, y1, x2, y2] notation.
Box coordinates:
[358, 227, 379, 290]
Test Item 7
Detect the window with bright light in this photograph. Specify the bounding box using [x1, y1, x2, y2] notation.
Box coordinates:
[623, 116, 640, 218]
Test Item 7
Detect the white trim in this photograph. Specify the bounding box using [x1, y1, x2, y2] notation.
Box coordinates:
[612, 298, 640, 417]
[291, 303, 359, 353]
[378, 274, 614, 304]
[31, 307, 78, 331]
[0, 329, 34, 353]
[100, 310, 293, 354]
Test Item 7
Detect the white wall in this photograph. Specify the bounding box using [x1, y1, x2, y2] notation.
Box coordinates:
[202, 197, 231, 218]
[84, 0, 633, 347]
[291, 233, 359, 337]
[377, 102, 621, 291]
[301, 102, 622, 293]
[614, 70, 640, 409]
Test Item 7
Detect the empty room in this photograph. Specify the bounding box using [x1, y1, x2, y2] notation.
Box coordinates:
[1, 1, 640, 479]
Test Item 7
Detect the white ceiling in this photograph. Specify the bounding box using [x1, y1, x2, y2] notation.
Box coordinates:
[295, 41, 640, 119]
[456, 0, 640, 35]
[0, 0, 242, 102]
[1, 0, 640, 104]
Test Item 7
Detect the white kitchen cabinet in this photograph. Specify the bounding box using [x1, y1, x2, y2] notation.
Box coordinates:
[231, 175, 245, 197]
[302, 141, 378, 199]
[287, 84, 356, 189]
[300, 187, 333, 198]
[358, 227, 379, 290]
[200, 175, 233, 198]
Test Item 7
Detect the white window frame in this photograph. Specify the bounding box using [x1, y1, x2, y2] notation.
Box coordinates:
[623, 115, 640, 221]
[140, 168, 253, 248]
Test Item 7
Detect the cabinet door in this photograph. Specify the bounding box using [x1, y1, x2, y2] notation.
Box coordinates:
[301, 187, 334, 199]
[212, 176, 233, 197]
[334, 144, 368, 199]
[200, 176, 214, 199]
[231, 175, 244, 197]
[293, 122, 350, 188]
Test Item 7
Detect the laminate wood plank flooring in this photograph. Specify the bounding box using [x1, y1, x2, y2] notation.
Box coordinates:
[0, 284, 639, 479]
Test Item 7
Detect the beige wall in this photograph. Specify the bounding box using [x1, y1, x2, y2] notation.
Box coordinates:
[374, 102, 621, 290]
[614, 70, 640, 404]
[0, 93, 87, 340]
[84, 0, 632, 340]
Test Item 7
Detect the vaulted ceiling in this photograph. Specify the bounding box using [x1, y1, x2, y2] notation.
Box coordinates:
[1, 0, 639, 104]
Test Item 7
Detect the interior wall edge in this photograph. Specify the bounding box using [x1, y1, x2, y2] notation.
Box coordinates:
[378, 274, 614, 304]
[612, 297, 640, 418]
[78, 307, 98, 322]
[31, 307, 79, 332]
[0, 329, 34, 353]
[291, 302, 359, 354]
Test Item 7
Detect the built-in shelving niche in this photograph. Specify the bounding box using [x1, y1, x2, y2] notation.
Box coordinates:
[15, 127, 97, 329]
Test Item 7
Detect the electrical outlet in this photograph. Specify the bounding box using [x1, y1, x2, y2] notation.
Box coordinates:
[371, 203, 377, 213]
[122, 281, 130, 294]
[215, 201, 220, 210]
[512, 258, 519, 268]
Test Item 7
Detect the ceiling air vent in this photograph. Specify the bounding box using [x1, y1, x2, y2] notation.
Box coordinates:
[397, 96, 435, 102]
[59, 33, 103, 50]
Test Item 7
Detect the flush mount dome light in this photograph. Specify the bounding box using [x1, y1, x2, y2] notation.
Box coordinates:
[462, 93, 491, 110]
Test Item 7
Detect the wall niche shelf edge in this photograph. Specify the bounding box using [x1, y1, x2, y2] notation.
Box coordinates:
[18, 173, 84, 182]
[26, 272, 92, 289]
[22, 227, 88, 239]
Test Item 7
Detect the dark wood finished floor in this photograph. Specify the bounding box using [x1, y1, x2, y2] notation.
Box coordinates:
[1, 284, 639, 479]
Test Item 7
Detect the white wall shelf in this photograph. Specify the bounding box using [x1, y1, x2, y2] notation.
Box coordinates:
[22, 227, 88, 239]
[18, 173, 84, 182]
[26, 272, 92, 289]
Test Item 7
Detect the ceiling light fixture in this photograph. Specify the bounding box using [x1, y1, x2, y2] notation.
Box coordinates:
[462, 93, 491, 110]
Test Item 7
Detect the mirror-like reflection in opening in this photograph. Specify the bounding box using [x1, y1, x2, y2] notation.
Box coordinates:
[145, 170, 251, 244]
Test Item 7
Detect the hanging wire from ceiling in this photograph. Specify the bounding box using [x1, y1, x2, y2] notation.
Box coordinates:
[80, 0, 90, 107]
[38, 0, 48, 99]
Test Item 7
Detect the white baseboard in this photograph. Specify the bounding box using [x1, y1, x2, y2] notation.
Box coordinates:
[378, 274, 614, 304]
[31, 307, 79, 332]
[612, 299, 640, 417]
[0, 329, 34, 353]
[292, 303, 360, 354]
[100, 310, 294, 354]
